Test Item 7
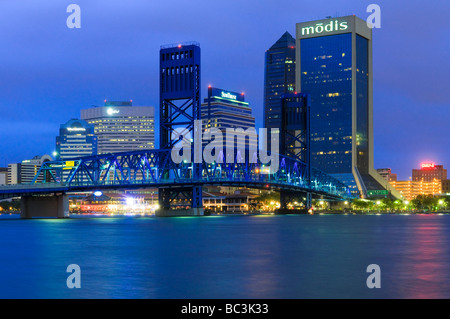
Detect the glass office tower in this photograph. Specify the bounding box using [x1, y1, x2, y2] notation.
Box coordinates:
[201, 86, 256, 154]
[264, 32, 296, 130]
[296, 16, 392, 197]
[56, 119, 97, 160]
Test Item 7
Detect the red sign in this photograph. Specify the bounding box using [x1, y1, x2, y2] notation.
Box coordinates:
[421, 163, 435, 169]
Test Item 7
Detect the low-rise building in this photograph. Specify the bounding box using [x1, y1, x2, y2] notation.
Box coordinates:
[8, 155, 53, 185]
[390, 179, 442, 200]
[0, 168, 7, 185]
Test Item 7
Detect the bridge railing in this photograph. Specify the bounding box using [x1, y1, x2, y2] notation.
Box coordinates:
[26, 149, 353, 199]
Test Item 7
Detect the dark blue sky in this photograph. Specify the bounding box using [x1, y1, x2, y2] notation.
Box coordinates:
[0, 0, 448, 180]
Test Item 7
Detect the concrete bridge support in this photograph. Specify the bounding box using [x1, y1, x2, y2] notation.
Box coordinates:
[21, 194, 69, 219]
[155, 207, 204, 217]
[156, 186, 204, 217]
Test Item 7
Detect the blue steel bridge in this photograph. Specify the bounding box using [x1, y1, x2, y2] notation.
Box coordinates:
[0, 148, 353, 216]
[0, 42, 354, 218]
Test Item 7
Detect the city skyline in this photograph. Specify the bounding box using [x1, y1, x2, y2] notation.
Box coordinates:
[0, 0, 448, 181]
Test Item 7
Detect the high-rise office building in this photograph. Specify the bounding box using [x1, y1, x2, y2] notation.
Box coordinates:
[81, 101, 155, 154]
[201, 86, 256, 155]
[202, 87, 255, 131]
[56, 119, 97, 160]
[264, 32, 296, 130]
[296, 15, 393, 197]
[8, 155, 52, 185]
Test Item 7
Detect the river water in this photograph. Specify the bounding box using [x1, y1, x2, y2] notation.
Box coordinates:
[0, 214, 449, 299]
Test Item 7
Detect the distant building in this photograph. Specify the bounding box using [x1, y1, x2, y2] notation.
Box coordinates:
[390, 179, 442, 200]
[81, 100, 155, 154]
[376, 168, 397, 182]
[201, 87, 256, 154]
[412, 163, 447, 182]
[0, 168, 7, 185]
[442, 180, 450, 194]
[8, 155, 53, 185]
[264, 32, 296, 131]
[56, 119, 97, 160]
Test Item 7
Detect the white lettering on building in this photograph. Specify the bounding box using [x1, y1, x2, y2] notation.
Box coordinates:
[221, 91, 237, 100]
[302, 20, 348, 36]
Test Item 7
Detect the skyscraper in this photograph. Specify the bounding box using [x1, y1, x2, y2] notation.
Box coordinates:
[264, 32, 296, 130]
[81, 100, 155, 154]
[56, 119, 97, 160]
[296, 16, 394, 198]
[201, 86, 256, 158]
[202, 87, 255, 132]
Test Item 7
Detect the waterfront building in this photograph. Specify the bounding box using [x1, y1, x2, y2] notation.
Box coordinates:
[7, 155, 52, 185]
[56, 119, 97, 160]
[264, 32, 296, 131]
[73, 189, 159, 215]
[296, 15, 394, 198]
[81, 100, 155, 154]
[412, 163, 447, 182]
[203, 190, 259, 213]
[389, 179, 442, 201]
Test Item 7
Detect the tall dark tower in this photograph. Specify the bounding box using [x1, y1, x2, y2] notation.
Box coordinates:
[264, 32, 296, 131]
[159, 42, 203, 215]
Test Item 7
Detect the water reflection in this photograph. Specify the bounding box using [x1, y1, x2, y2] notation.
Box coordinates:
[396, 216, 450, 298]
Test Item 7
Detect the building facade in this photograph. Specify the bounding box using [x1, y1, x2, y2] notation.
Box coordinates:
[56, 119, 97, 160]
[376, 168, 397, 182]
[264, 32, 296, 130]
[442, 180, 450, 195]
[0, 168, 7, 185]
[201, 86, 256, 155]
[412, 163, 447, 182]
[390, 179, 442, 201]
[81, 101, 155, 154]
[296, 16, 392, 198]
[8, 155, 53, 185]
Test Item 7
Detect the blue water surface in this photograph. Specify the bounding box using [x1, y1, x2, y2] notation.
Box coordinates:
[0, 214, 449, 299]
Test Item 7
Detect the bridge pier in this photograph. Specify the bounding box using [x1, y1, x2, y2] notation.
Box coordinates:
[21, 194, 69, 219]
[155, 207, 204, 217]
[306, 192, 312, 210]
[156, 187, 204, 217]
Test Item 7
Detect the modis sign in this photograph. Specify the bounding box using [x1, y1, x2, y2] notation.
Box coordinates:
[301, 20, 348, 36]
[421, 163, 436, 169]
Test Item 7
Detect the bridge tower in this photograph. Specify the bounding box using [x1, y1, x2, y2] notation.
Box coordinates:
[279, 93, 312, 211]
[158, 42, 203, 216]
